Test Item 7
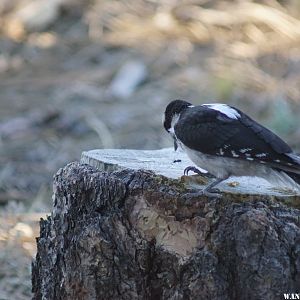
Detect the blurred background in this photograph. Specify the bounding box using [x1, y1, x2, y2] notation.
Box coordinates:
[0, 0, 300, 298]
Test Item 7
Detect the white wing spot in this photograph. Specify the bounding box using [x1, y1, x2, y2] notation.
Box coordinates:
[202, 103, 241, 120]
[240, 148, 252, 153]
[219, 148, 224, 155]
[224, 144, 230, 149]
[245, 153, 251, 157]
[246, 157, 254, 161]
[231, 150, 239, 158]
[275, 159, 281, 163]
[255, 153, 267, 158]
[260, 161, 266, 164]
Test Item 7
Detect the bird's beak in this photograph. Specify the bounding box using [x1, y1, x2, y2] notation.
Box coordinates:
[173, 139, 178, 151]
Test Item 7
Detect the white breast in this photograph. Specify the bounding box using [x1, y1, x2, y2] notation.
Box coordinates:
[182, 145, 300, 192]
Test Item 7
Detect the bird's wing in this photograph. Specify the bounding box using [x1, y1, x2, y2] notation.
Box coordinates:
[175, 106, 300, 172]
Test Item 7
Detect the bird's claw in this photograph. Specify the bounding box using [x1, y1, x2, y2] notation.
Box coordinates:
[184, 166, 204, 176]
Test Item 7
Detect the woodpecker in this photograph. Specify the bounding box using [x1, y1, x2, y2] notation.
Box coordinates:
[163, 99, 300, 197]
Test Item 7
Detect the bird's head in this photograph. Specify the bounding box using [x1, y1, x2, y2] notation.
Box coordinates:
[163, 99, 192, 133]
[163, 100, 192, 151]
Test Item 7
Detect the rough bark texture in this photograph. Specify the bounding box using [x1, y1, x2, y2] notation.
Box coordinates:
[32, 151, 300, 300]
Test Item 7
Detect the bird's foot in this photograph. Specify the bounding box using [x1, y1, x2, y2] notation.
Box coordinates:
[184, 166, 205, 176]
[184, 188, 222, 199]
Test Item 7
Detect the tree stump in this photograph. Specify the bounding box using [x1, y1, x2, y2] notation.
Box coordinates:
[32, 148, 300, 300]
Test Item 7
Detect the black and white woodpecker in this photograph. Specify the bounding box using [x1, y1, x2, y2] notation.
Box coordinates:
[163, 99, 300, 197]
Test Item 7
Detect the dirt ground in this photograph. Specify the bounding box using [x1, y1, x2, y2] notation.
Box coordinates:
[1, 0, 300, 299]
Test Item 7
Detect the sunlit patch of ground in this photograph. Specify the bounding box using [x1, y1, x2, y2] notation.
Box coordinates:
[0, 204, 47, 300]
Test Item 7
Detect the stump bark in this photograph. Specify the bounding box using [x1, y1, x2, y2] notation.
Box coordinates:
[32, 148, 300, 300]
